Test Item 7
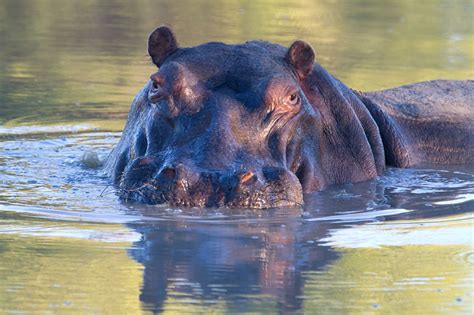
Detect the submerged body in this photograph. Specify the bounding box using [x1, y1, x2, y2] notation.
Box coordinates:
[106, 26, 473, 208]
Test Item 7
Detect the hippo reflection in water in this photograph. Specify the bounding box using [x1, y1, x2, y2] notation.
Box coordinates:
[106, 26, 474, 208]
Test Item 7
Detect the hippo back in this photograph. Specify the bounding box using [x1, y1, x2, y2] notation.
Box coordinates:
[361, 80, 474, 166]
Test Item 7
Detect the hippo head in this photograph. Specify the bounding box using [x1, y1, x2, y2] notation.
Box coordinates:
[106, 26, 384, 209]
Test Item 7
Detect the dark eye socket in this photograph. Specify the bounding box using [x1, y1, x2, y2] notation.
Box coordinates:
[150, 74, 164, 89]
[149, 76, 166, 103]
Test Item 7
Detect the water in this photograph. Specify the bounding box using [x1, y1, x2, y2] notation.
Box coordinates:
[0, 0, 473, 313]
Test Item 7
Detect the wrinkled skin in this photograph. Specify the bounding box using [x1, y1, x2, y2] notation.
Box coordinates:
[105, 26, 474, 209]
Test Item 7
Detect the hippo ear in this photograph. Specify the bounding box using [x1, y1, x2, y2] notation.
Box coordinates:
[148, 25, 179, 67]
[285, 40, 315, 80]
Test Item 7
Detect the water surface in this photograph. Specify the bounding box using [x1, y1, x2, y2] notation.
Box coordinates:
[0, 0, 473, 314]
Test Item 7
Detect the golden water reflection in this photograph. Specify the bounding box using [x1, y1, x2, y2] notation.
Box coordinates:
[2, 213, 471, 314]
[0, 218, 143, 314]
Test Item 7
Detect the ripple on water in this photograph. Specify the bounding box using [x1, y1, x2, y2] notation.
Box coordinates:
[0, 124, 95, 136]
[0, 217, 141, 243]
[319, 213, 474, 248]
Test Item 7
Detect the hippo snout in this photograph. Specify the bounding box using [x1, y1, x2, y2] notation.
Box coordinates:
[119, 157, 303, 209]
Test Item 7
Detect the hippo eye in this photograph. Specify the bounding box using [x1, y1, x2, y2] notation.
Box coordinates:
[287, 93, 300, 106]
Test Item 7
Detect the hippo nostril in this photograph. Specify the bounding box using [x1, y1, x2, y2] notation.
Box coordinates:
[159, 163, 193, 181]
[238, 171, 257, 186]
[161, 167, 176, 180]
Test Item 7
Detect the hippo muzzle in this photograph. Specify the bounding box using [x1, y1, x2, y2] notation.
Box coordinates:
[120, 156, 303, 208]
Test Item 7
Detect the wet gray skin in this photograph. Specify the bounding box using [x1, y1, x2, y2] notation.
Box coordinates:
[105, 26, 474, 209]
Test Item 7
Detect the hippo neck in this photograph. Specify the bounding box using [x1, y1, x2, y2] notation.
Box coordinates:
[355, 91, 412, 168]
[301, 65, 386, 189]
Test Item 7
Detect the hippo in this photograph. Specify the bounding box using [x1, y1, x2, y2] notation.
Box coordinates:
[105, 26, 473, 209]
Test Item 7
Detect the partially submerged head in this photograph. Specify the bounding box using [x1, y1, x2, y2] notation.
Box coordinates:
[106, 26, 383, 208]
